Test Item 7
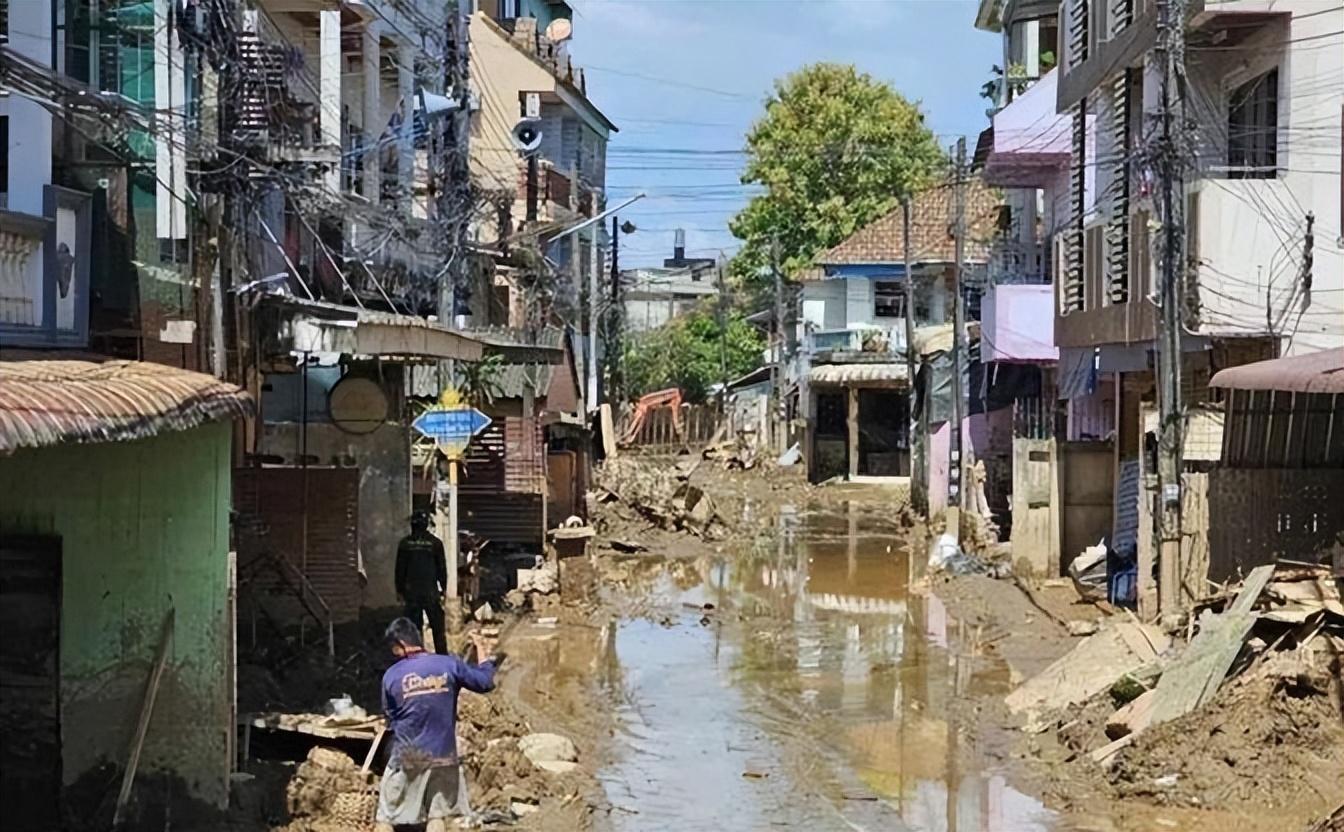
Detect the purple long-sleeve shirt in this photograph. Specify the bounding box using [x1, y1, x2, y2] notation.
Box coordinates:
[381, 651, 496, 764]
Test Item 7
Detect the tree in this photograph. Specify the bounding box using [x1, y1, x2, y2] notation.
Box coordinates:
[623, 307, 765, 403]
[730, 63, 945, 284]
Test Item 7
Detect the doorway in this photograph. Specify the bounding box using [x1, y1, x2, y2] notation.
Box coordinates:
[0, 535, 62, 828]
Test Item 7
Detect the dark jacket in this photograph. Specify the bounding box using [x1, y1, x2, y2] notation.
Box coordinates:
[396, 530, 446, 598]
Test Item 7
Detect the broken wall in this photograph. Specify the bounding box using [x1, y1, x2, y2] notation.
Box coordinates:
[0, 422, 233, 808]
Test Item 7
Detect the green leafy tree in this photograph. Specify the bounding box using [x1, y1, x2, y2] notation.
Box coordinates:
[623, 307, 765, 403]
[730, 63, 945, 284]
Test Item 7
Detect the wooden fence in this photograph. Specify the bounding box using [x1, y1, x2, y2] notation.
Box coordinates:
[622, 404, 723, 451]
[1207, 468, 1344, 582]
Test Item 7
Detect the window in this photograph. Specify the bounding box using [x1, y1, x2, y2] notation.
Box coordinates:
[1228, 68, 1278, 179]
[874, 281, 905, 318]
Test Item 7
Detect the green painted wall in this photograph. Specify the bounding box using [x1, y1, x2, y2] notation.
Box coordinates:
[0, 421, 233, 808]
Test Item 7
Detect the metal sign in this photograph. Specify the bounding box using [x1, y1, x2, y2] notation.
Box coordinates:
[412, 405, 491, 458]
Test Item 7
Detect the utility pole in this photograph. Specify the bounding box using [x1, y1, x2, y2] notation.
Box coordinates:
[609, 216, 623, 404]
[902, 197, 919, 504]
[437, 0, 472, 636]
[440, 0, 472, 325]
[770, 234, 785, 453]
[1155, 0, 1187, 619]
[588, 220, 600, 411]
[716, 261, 729, 413]
[950, 138, 969, 517]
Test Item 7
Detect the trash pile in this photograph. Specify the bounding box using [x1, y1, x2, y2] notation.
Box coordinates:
[1016, 561, 1344, 816]
[590, 456, 723, 537]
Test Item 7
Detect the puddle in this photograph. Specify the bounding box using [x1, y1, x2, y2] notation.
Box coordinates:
[594, 502, 1057, 831]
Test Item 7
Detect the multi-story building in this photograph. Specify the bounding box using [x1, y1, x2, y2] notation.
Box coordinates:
[794, 180, 1000, 485]
[468, 0, 616, 318]
[979, 0, 1343, 604]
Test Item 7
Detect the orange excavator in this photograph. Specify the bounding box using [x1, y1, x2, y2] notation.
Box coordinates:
[620, 388, 684, 445]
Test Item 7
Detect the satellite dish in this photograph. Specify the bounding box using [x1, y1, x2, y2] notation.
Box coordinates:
[545, 18, 572, 43]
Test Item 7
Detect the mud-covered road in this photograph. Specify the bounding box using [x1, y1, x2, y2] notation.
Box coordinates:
[505, 491, 1056, 831]
[496, 468, 1341, 832]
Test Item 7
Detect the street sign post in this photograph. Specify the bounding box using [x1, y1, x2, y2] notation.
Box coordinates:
[412, 398, 491, 634]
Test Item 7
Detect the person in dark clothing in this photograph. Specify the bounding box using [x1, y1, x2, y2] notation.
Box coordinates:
[396, 511, 448, 654]
[374, 617, 499, 831]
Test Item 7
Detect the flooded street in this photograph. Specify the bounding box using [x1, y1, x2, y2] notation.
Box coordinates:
[575, 501, 1058, 831]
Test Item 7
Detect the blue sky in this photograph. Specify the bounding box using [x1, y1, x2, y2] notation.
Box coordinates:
[566, 0, 1000, 268]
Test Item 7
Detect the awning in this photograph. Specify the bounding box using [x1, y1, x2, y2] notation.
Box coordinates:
[809, 363, 908, 387]
[1210, 348, 1344, 394]
[0, 360, 252, 454]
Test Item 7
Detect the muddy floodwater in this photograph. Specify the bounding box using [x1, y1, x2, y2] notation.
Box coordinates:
[526, 502, 1059, 831]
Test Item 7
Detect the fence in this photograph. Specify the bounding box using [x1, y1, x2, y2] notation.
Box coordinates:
[622, 404, 722, 451]
[1207, 468, 1344, 583]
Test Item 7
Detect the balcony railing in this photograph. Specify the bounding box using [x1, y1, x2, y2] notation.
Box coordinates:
[807, 325, 908, 357]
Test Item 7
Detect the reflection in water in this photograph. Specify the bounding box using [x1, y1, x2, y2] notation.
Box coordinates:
[595, 500, 1055, 831]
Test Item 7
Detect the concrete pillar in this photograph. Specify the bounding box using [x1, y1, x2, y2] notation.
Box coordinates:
[319, 9, 342, 192]
[362, 26, 382, 205]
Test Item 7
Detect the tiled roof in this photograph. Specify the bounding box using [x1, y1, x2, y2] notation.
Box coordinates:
[0, 360, 253, 454]
[818, 179, 1001, 267]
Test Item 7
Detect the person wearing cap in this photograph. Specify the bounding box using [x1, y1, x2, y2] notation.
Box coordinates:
[395, 511, 448, 654]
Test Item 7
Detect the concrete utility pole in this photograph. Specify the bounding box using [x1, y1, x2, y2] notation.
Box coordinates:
[951, 137, 969, 516]
[902, 197, 918, 498]
[1155, 0, 1187, 619]
[440, 0, 472, 325]
[771, 234, 786, 453]
[716, 261, 729, 413]
[588, 219, 600, 411]
[609, 216, 622, 405]
[438, 0, 473, 635]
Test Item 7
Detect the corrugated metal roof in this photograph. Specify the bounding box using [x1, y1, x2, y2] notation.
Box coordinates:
[809, 363, 909, 386]
[1209, 348, 1344, 394]
[0, 360, 252, 454]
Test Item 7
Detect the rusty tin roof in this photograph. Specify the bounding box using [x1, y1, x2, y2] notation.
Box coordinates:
[0, 359, 253, 454]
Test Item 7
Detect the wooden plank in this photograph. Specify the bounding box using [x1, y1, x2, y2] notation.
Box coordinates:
[360, 726, 387, 776]
[1147, 565, 1271, 727]
[113, 609, 175, 827]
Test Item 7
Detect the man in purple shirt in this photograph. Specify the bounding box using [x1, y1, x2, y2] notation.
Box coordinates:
[374, 617, 501, 831]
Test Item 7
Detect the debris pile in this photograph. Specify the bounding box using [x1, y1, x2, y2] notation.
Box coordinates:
[1020, 561, 1344, 818]
[275, 748, 376, 832]
[701, 435, 759, 470]
[591, 456, 723, 537]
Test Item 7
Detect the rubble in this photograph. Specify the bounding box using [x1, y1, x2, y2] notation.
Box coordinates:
[592, 456, 725, 537]
[518, 733, 580, 774]
[1031, 559, 1344, 819]
[1005, 619, 1168, 725]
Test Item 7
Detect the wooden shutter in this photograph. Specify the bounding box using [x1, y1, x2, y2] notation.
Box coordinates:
[1107, 71, 1133, 304]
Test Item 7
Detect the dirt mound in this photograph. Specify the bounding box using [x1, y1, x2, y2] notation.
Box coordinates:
[1106, 652, 1344, 813]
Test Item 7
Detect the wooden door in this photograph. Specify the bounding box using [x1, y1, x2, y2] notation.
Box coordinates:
[1060, 441, 1115, 573]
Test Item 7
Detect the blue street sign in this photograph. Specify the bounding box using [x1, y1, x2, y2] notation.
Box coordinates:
[412, 406, 491, 456]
